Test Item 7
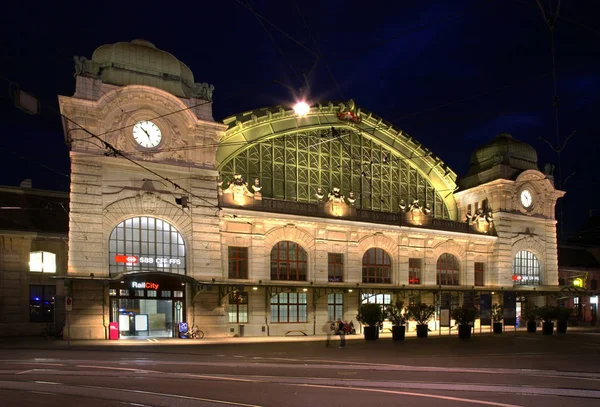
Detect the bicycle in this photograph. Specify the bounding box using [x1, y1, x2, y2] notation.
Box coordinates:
[184, 325, 204, 339]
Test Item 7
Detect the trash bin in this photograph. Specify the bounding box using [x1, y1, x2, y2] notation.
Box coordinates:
[239, 325, 245, 337]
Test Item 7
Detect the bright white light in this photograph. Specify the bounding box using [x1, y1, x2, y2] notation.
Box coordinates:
[293, 101, 310, 116]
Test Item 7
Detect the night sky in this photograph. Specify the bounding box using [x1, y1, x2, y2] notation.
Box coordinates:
[1, 0, 598, 240]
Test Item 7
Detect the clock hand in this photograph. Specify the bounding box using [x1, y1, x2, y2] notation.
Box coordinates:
[140, 126, 152, 141]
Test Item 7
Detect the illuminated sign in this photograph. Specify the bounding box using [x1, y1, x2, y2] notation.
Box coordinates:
[573, 278, 583, 288]
[139, 257, 181, 265]
[115, 255, 139, 264]
[512, 275, 522, 281]
[114, 255, 181, 266]
[131, 281, 159, 290]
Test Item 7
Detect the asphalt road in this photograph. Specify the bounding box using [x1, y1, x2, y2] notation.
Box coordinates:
[1, 331, 599, 406]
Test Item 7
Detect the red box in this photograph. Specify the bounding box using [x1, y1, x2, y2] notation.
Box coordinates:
[109, 322, 119, 340]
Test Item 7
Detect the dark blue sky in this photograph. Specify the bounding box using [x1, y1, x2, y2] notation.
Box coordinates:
[1, 0, 599, 240]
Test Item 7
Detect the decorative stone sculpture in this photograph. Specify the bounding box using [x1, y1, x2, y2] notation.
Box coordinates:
[191, 82, 215, 101]
[337, 99, 362, 123]
[315, 187, 325, 201]
[223, 174, 254, 206]
[347, 191, 356, 206]
[328, 187, 346, 217]
[252, 178, 262, 200]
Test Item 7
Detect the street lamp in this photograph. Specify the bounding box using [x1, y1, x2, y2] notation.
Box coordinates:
[293, 101, 310, 116]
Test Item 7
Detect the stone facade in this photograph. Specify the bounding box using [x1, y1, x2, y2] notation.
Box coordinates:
[57, 40, 565, 339]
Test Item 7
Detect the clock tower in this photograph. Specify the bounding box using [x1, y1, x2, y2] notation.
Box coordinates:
[58, 39, 227, 339]
[454, 133, 565, 289]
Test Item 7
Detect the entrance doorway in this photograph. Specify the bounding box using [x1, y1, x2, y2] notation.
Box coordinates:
[109, 273, 187, 339]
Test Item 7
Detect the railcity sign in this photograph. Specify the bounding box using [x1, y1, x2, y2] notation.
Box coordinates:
[131, 281, 159, 290]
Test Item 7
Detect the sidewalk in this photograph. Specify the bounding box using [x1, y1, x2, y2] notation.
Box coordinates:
[1, 325, 599, 350]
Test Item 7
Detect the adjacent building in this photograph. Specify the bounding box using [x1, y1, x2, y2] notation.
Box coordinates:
[56, 39, 566, 339]
[0, 184, 68, 336]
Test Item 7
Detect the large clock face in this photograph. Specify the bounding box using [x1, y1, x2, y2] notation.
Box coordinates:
[133, 121, 162, 148]
[520, 189, 533, 209]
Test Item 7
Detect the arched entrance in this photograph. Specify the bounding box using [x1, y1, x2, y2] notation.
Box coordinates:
[107, 216, 190, 339]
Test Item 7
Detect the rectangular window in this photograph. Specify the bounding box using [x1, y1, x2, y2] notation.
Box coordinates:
[270, 292, 307, 323]
[328, 253, 344, 282]
[474, 262, 484, 286]
[174, 290, 184, 298]
[29, 251, 56, 273]
[29, 285, 55, 322]
[134, 289, 145, 297]
[228, 247, 248, 279]
[119, 289, 129, 296]
[109, 289, 117, 296]
[228, 291, 248, 323]
[361, 293, 391, 305]
[409, 258, 421, 284]
[327, 293, 343, 321]
[161, 290, 172, 298]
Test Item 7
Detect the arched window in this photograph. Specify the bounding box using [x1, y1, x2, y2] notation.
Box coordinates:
[513, 250, 540, 285]
[437, 253, 459, 285]
[362, 248, 391, 284]
[270, 241, 307, 281]
[108, 217, 186, 276]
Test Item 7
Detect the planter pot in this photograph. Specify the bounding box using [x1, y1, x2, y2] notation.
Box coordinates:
[557, 320, 568, 334]
[416, 324, 429, 338]
[526, 321, 537, 333]
[493, 322, 503, 334]
[363, 326, 378, 341]
[458, 325, 472, 340]
[542, 321, 554, 335]
[392, 325, 406, 341]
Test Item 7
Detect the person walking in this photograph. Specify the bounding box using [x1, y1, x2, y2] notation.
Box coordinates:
[338, 319, 346, 348]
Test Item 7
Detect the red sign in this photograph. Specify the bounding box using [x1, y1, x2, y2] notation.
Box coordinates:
[65, 296, 73, 312]
[115, 255, 139, 264]
[109, 322, 119, 340]
[512, 275, 522, 281]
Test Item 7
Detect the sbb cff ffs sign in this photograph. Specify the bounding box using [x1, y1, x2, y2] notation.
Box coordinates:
[115, 255, 139, 264]
[512, 275, 522, 281]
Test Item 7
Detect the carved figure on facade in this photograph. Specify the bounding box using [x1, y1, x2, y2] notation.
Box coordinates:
[191, 82, 215, 101]
[337, 99, 362, 124]
[73, 56, 99, 78]
[347, 191, 356, 206]
[252, 178, 262, 200]
[223, 174, 254, 206]
[315, 187, 325, 201]
[327, 187, 347, 217]
[407, 199, 424, 225]
[136, 191, 159, 214]
[469, 208, 494, 233]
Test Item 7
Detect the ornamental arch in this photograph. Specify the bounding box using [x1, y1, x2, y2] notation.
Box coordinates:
[217, 103, 458, 219]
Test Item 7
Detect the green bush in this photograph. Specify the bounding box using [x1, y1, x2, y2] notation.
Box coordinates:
[385, 301, 407, 326]
[557, 306, 573, 322]
[537, 305, 559, 323]
[452, 306, 479, 326]
[357, 303, 384, 327]
[521, 305, 539, 322]
[491, 304, 503, 323]
[407, 303, 436, 325]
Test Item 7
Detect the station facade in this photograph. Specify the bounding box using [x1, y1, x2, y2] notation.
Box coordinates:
[58, 40, 565, 339]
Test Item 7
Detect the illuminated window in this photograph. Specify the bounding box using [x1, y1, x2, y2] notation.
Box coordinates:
[474, 262, 484, 286]
[513, 251, 540, 285]
[229, 291, 248, 323]
[409, 258, 421, 284]
[328, 253, 344, 282]
[270, 241, 307, 281]
[270, 292, 307, 323]
[228, 247, 248, 279]
[328, 293, 343, 321]
[437, 253, 459, 285]
[362, 248, 392, 284]
[108, 217, 186, 276]
[361, 293, 391, 305]
[29, 251, 56, 273]
[29, 285, 55, 322]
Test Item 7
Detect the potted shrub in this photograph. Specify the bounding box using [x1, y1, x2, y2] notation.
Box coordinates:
[386, 301, 407, 341]
[522, 305, 539, 333]
[491, 304, 503, 334]
[452, 306, 478, 340]
[357, 303, 384, 341]
[538, 305, 559, 335]
[556, 306, 573, 334]
[407, 303, 435, 338]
